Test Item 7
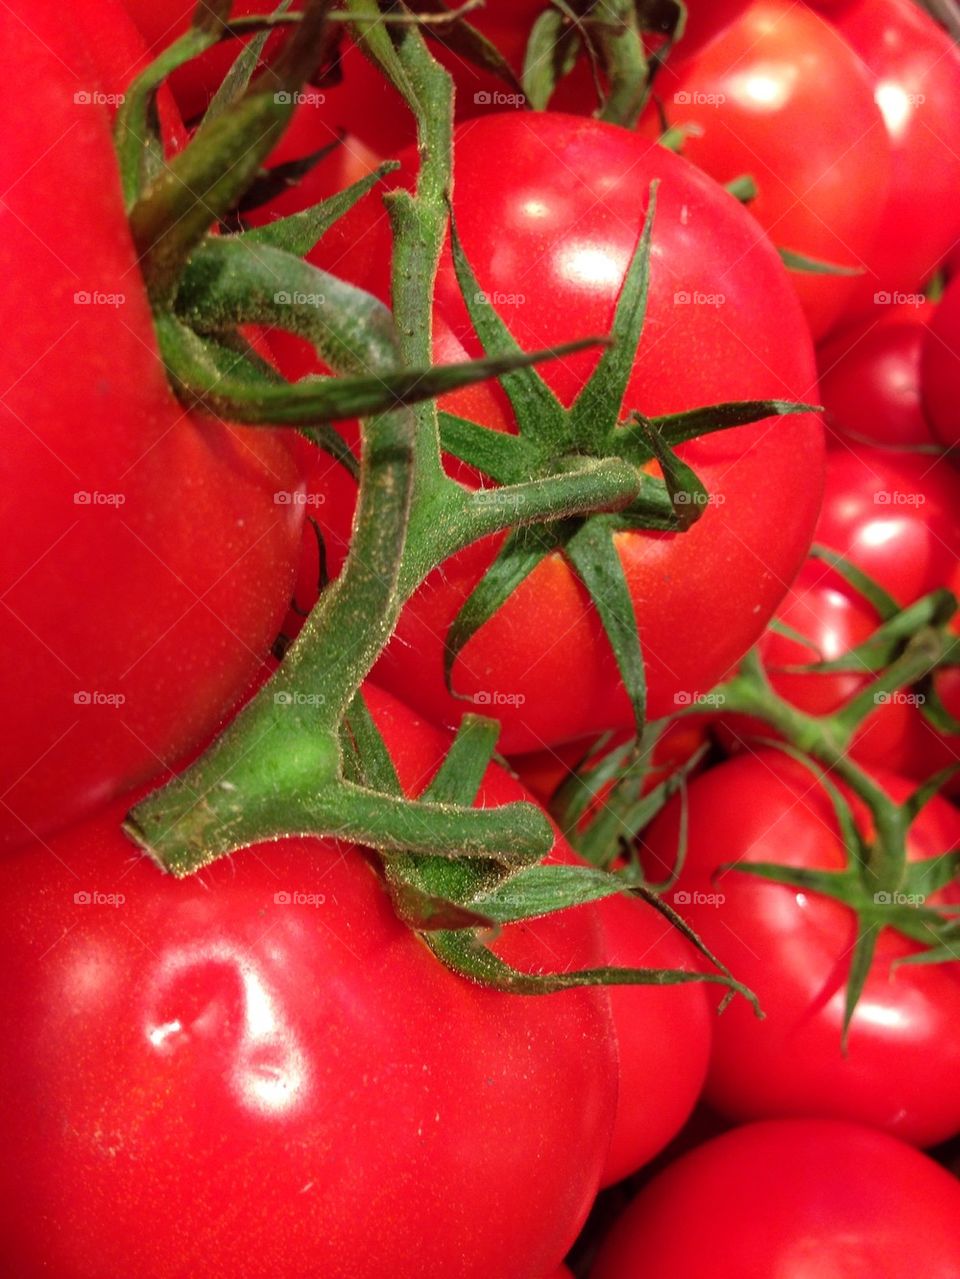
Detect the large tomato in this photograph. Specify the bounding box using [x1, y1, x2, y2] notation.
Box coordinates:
[648, 0, 891, 339]
[591, 1119, 960, 1279]
[0, 685, 618, 1278]
[831, 0, 960, 316]
[0, 4, 306, 850]
[922, 271, 960, 450]
[316, 112, 824, 753]
[640, 749, 960, 1146]
[814, 446, 960, 606]
[817, 308, 937, 447]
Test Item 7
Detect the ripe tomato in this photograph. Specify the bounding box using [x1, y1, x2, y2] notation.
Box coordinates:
[921, 272, 960, 450]
[0, 4, 306, 851]
[0, 685, 618, 1279]
[832, 0, 960, 315]
[814, 446, 960, 606]
[591, 1119, 960, 1279]
[719, 560, 960, 784]
[649, 0, 891, 339]
[594, 891, 712, 1186]
[640, 749, 960, 1146]
[817, 311, 937, 447]
[317, 113, 824, 753]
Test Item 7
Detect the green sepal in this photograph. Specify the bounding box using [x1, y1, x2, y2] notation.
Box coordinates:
[808, 544, 900, 621]
[438, 413, 538, 485]
[725, 173, 758, 202]
[444, 521, 571, 693]
[522, 8, 581, 110]
[565, 516, 647, 733]
[618, 399, 819, 462]
[629, 414, 709, 531]
[778, 247, 864, 276]
[569, 185, 657, 454]
[203, 0, 295, 125]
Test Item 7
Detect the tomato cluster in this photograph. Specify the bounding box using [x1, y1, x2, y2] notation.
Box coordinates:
[2, 1, 959, 1276]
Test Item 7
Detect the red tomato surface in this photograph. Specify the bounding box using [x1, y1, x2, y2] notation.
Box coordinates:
[640, 749, 960, 1146]
[814, 446, 960, 605]
[832, 0, 960, 316]
[595, 891, 712, 1186]
[720, 560, 960, 784]
[650, 0, 891, 338]
[818, 311, 937, 447]
[591, 1119, 960, 1279]
[316, 113, 824, 753]
[922, 271, 960, 450]
[0, 4, 305, 850]
[0, 686, 618, 1279]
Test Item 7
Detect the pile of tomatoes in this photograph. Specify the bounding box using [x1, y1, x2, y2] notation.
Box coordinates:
[2, 1, 960, 1276]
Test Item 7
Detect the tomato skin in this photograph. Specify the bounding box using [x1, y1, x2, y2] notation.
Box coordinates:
[0, 685, 617, 1279]
[832, 0, 960, 316]
[0, 4, 306, 850]
[640, 750, 960, 1146]
[591, 1119, 960, 1279]
[817, 313, 937, 448]
[814, 446, 960, 606]
[318, 113, 823, 753]
[921, 273, 960, 450]
[650, 0, 891, 339]
[595, 892, 712, 1186]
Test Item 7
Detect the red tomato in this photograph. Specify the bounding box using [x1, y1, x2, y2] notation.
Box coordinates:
[591, 1119, 960, 1279]
[595, 891, 712, 1186]
[649, 0, 891, 339]
[818, 311, 938, 447]
[832, 0, 960, 316]
[640, 749, 960, 1146]
[0, 4, 305, 851]
[815, 446, 960, 605]
[922, 271, 960, 450]
[0, 685, 618, 1279]
[316, 113, 824, 753]
[720, 560, 960, 784]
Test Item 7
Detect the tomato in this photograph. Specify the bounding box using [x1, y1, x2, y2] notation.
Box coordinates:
[817, 310, 937, 447]
[649, 0, 891, 339]
[315, 113, 823, 753]
[814, 446, 960, 606]
[922, 271, 960, 450]
[640, 749, 960, 1146]
[595, 891, 712, 1186]
[591, 1119, 960, 1279]
[832, 0, 960, 316]
[0, 4, 306, 851]
[0, 685, 618, 1279]
[719, 560, 960, 784]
